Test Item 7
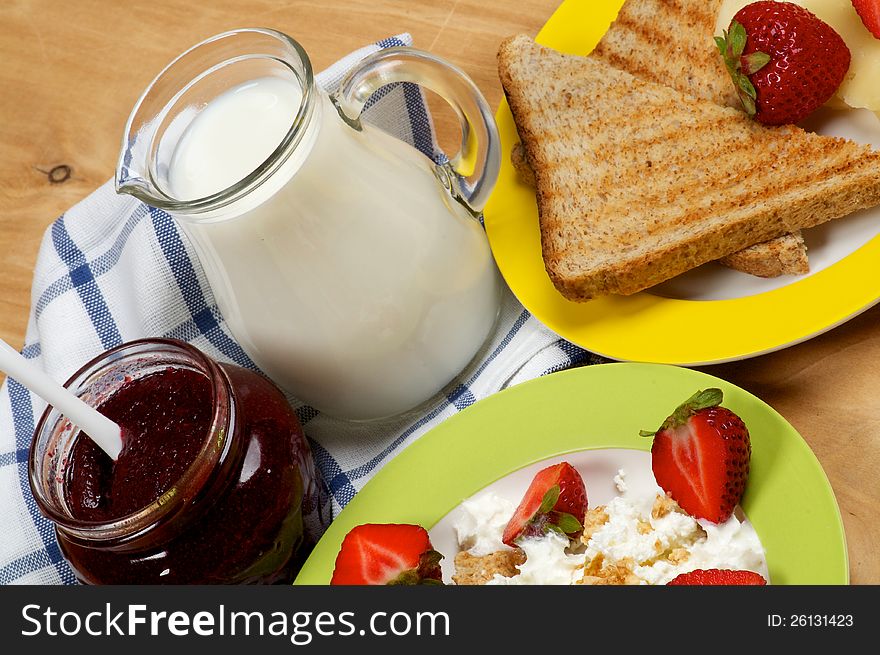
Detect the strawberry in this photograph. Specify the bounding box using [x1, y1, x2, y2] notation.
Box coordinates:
[717, 1, 850, 125]
[501, 462, 587, 546]
[667, 569, 767, 586]
[641, 388, 750, 524]
[852, 0, 880, 39]
[330, 524, 443, 585]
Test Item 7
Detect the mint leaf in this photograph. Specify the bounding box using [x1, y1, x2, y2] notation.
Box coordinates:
[554, 512, 584, 534]
[538, 485, 560, 514]
[545, 523, 565, 536]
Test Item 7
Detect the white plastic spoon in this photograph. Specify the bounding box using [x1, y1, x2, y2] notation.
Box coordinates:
[0, 339, 123, 460]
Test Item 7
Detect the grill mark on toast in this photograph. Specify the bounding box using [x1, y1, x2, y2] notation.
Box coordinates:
[598, 0, 719, 53]
[563, 139, 868, 235]
[542, 152, 871, 256]
[527, 111, 762, 203]
[594, 0, 737, 108]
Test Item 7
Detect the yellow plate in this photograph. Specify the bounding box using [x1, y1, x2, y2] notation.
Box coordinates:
[484, 0, 880, 365]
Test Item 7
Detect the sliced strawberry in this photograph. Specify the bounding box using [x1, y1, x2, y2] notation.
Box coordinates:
[667, 569, 767, 586]
[853, 0, 880, 39]
[642, 389, 750, 524]
[501, 462, 587, 546]
[330, 524, 443, 585]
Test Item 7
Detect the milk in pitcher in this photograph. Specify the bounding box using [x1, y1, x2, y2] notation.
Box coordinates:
[166, 76, 502, 419]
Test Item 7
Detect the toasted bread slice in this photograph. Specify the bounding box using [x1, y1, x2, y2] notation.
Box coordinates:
[592, 0, 739, 108]
[511, 141, 810, 276]
[498, 36, 880, 300]
[512, 0, 809, 278]
[592, 0, 807, 277]
[718, 232, 809, 277]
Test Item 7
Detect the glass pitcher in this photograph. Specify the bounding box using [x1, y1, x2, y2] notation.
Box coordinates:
[116, 28, 502, 420]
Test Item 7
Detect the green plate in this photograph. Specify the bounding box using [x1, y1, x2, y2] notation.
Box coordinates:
[294, 363, 848, 585]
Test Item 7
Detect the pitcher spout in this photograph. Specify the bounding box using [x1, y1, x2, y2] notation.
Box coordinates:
[115, 104, 166, 205]
[115, 149, 153, 201]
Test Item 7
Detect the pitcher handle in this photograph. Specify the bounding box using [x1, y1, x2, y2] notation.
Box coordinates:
[331, 47, 501, 213]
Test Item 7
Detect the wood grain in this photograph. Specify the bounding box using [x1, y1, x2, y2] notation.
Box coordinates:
[707, 305, 880, 585]
[1, 0, 877, 584]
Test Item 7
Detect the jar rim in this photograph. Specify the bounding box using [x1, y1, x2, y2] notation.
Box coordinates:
[28, 338, 238, 546]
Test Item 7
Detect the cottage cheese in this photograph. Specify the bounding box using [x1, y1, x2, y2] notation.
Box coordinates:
[453, 468, 768, 585]
[487, 531, 584, 585]
[586, 474, 767, 585]
[454, 492, 516, 557]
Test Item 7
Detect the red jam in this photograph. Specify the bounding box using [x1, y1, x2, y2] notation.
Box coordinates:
[31, 340, 314, 585]
[65, 368, 211, 522]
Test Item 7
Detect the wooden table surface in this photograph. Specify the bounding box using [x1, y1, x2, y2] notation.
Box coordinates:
[1, 1, 877, 583]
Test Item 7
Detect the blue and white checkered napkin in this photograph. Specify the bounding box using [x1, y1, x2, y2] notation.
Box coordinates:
[0, 35, 604, 584]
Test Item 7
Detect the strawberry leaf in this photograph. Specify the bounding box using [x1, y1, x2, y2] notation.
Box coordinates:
[736, 75, 758, 100]
[729, 21, 747, 58]
[716, 21, 762, 118]
[389, 569, 422, 585]
[667, 388, 724, 428]
[738, 91, 757, 116]
[687, 388, 724, 411]
[648, 388, 726, 434]
[420, 549, 444, 569]
[741, 51, 770, 76]
[389, 550, 445, 585]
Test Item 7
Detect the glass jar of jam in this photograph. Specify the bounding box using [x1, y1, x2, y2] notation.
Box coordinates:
[28, 338, 318, 584]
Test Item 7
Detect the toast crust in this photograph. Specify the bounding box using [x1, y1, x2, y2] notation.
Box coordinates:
[718, 232, 810, 277]
[498, 36, 880, 300]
